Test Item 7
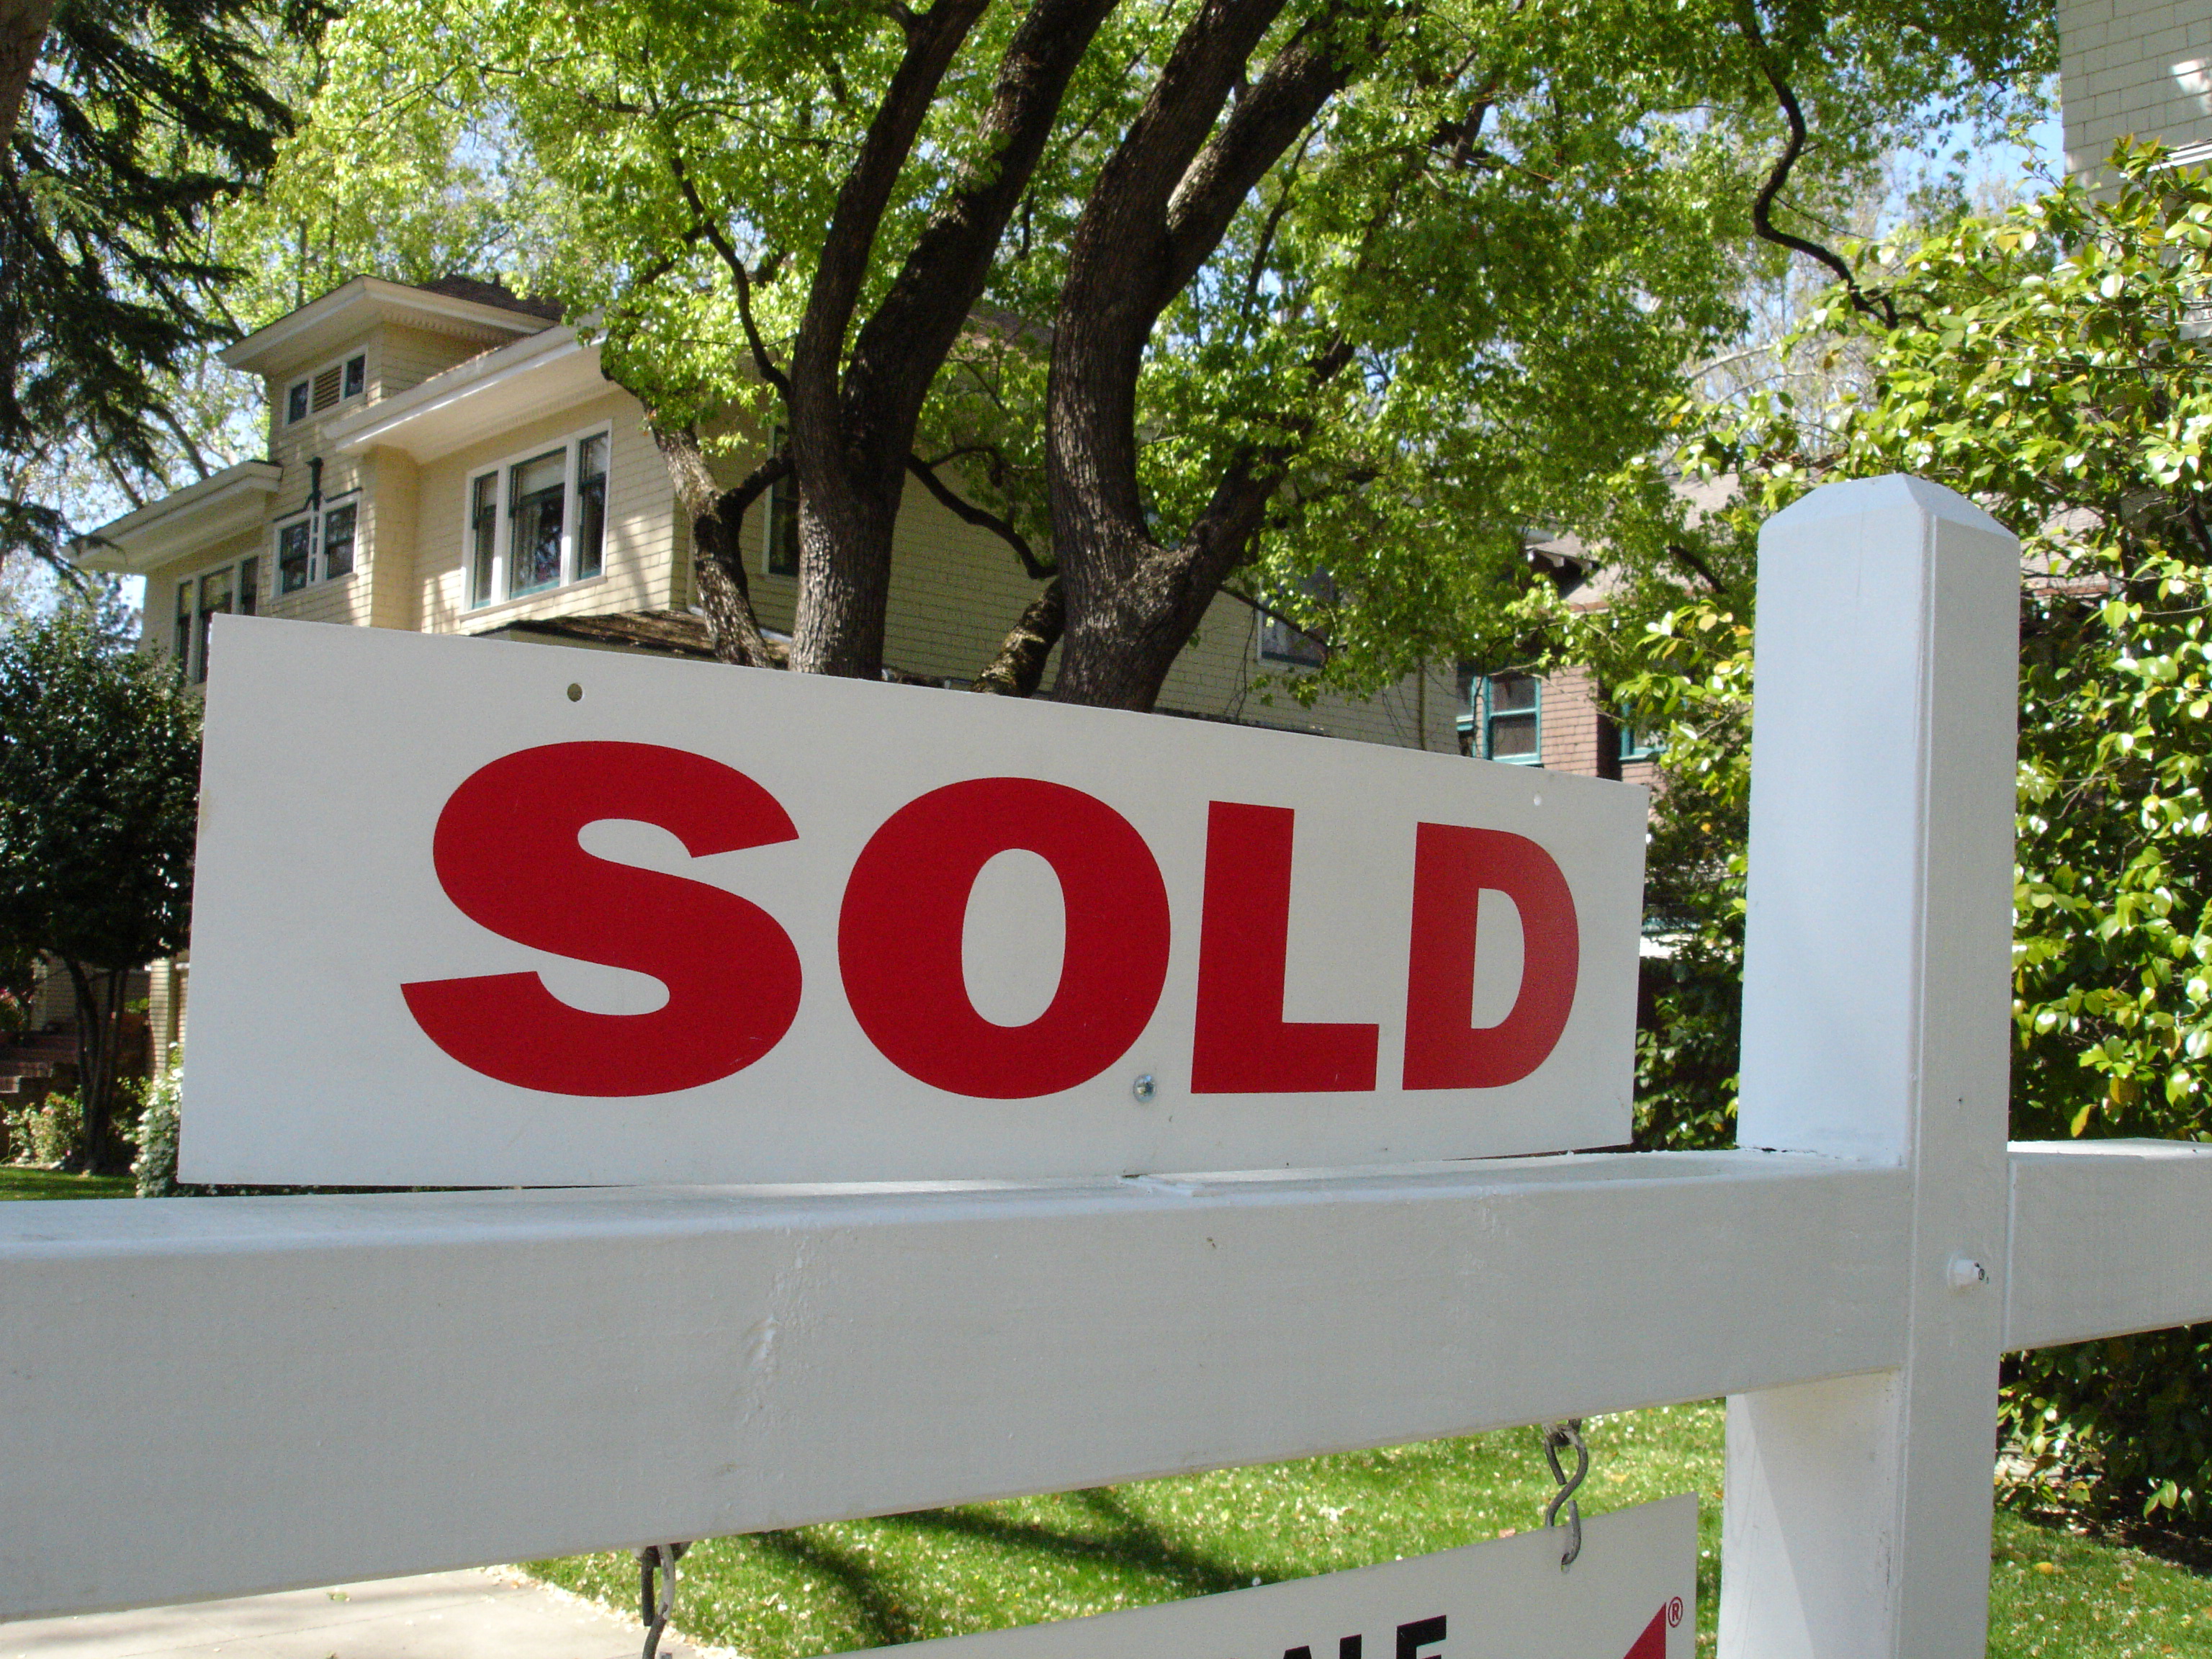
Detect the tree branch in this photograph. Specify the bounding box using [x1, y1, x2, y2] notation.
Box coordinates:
[791, 0, 994, 413]
[1241, 127, 1314, 318]
[1164, 4, 1387, 299]
[832, 0, 1125, 440]
[667, 149, 791, 399]
[1051, 0, 1382, 555]
[906, 453, 1052, 578]
[1665, 541, 1729, 594]
[971, 575, 1064, 694]
[1732, 5, 1896, 328]
[651, 423, 780, 668]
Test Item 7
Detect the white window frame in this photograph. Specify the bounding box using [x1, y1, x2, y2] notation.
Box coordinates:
[282, 350, 369, 428]
[171, 554, 261, 683]
[463, 423, 613, 611]
[271, 489, 363, 598]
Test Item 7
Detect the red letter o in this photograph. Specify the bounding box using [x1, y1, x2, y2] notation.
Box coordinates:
[838, 778, 1170, 1098]
[402, 742, 802, 1096]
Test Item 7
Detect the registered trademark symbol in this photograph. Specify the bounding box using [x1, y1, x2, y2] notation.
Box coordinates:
[1667, 1597, 1684, 1628]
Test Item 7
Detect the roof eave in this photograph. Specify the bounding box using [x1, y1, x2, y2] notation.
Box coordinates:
[73, 461, 285, 574]
[221, 278, 554, 378]
[329, 328, 611, 462]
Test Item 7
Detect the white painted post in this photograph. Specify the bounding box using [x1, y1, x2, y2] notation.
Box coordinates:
[1719, 477, 2020, 1657]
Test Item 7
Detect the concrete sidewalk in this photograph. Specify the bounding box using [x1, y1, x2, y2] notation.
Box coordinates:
[0, 1569, 724, 1659]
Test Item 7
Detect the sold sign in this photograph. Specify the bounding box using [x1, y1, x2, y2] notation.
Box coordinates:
[181, 618, 1646, 1188]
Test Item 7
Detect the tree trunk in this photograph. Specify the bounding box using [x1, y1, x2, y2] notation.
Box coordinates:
[0, 0, 54, 144]
[60, 957, 124, 1175]
[652, 424, 778, 668]
[972, 578, 1064, 696]
[1043, 0, 1370, 708]
[785, 0, 1121, 679]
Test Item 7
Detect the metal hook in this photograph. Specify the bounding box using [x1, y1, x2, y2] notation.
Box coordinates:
[1540, 1420, 1588, 1570]
[636, 1541, 689, 1659]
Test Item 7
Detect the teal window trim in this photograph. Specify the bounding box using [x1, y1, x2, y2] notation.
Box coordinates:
[1617, 719, 1663, 763]
[1475, 672, 1542, 766]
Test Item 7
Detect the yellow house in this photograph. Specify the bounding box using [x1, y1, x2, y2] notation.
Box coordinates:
[78, 275, 1465, 1069]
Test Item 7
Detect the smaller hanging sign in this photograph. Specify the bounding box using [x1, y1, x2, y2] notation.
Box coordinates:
[821, 1496, 1696, 1659]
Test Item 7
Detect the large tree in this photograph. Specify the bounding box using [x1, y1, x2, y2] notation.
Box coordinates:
[0, 596, 201, 1172]
[286, 0, 2051, 705]
[0, 0, 321, 566]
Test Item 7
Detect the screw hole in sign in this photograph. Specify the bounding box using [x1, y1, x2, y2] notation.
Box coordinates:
[566, 683, 583, 702]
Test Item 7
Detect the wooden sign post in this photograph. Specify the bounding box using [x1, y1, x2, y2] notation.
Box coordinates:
[4, 476, 2211, 1659]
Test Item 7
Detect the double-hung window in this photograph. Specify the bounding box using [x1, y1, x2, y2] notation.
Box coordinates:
[173, 557, 260, 683]
[274, 491, 361, 595]
[1465, 672, 1542, 765]
[284, 352, 368, 427]
[467, 428, 609, 608]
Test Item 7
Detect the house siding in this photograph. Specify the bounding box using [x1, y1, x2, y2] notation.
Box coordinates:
[2062, 0, 2212, 176]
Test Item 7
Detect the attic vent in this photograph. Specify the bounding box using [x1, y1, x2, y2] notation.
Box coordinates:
[313, 365, 343, 412]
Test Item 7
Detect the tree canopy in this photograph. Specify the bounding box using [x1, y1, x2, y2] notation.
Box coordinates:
[279, 0, 2051, 704]
[0, 595, 201, 1169]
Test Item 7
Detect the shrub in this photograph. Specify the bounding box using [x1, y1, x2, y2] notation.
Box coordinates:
[133, 1060, 185, 1197]
[1593, 144, 2212, 1529]
[4, 1089, 83, 1166]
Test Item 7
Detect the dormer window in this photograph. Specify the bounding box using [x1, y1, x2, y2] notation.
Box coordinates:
[284, 351, 369, 426]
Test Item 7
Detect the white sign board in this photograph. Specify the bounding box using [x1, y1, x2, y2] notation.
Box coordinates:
[181, 617, 1645, 1185]
[846, 1498, 1696, 1658]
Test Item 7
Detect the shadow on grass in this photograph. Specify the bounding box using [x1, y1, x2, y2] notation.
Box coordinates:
[751, 1532, 927, 1648]
[909, 1487, 1254, 1596]
[750, 1488, 1254, 1647]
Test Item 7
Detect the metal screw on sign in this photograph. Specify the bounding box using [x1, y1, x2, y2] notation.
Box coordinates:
[1539, 1420, 1588, 1570]
[635, 1540, 689, 1659]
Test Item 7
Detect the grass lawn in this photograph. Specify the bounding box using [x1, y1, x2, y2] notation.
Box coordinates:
[529, 1401, 2212, 1658]
[0, 1166, 131, 1200]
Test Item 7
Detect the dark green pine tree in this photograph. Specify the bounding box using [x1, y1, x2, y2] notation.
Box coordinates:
[0, 0, 323, 565]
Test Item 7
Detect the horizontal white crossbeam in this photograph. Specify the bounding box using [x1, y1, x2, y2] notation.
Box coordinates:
[6, 1137, 2209, 1624]
[2005, 1139, 2212, 1351]
[5, 1151, 1896, 1621]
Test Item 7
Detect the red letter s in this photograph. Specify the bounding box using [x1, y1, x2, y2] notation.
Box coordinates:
[402, 742, 801, 1096]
